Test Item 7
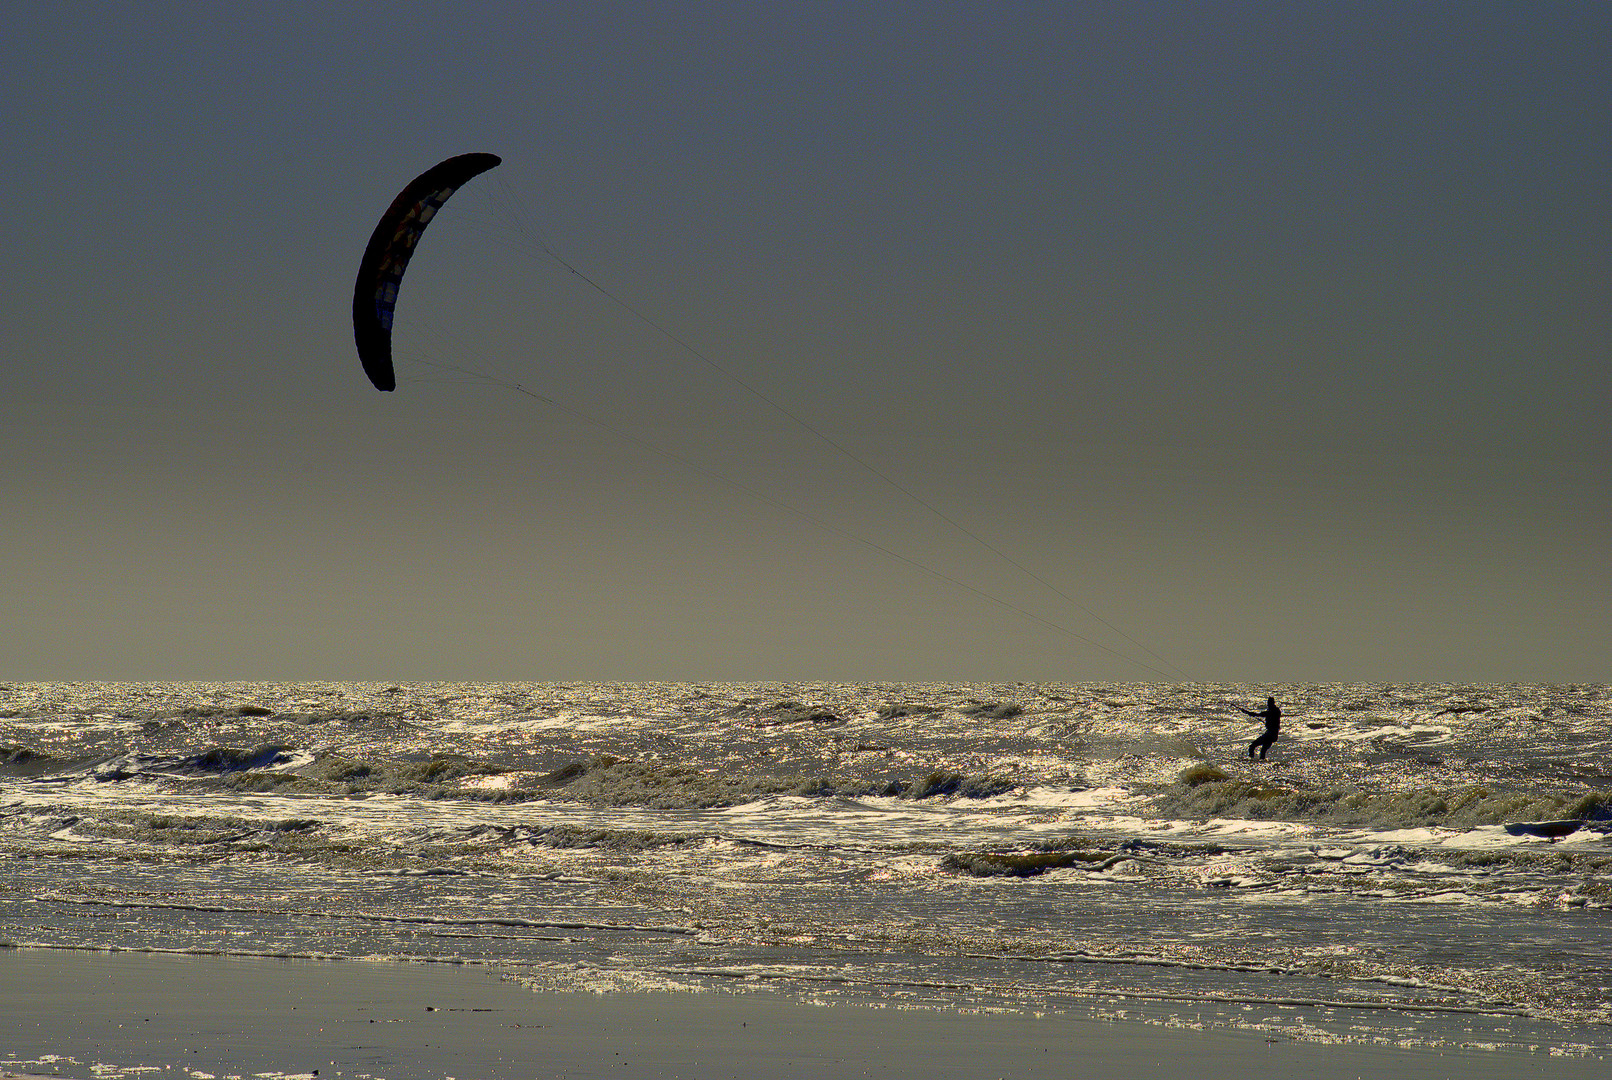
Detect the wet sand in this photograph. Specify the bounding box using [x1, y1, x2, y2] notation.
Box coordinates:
[2, 948, 1604, 1080]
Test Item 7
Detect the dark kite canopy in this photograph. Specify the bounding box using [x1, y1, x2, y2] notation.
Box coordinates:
[352, 153, 502, 391]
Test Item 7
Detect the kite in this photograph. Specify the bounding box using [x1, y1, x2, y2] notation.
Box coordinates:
[352, 153, 502, 391]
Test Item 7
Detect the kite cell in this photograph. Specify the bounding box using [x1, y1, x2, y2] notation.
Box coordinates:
[352, 152, 503, 391]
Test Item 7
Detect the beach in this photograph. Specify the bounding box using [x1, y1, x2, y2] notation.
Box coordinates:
[3, 947, 1605, 1080]
[4, 681, 1609, 1073]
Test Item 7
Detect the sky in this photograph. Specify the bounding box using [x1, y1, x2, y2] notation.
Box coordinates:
[3, 2, 1606, 684]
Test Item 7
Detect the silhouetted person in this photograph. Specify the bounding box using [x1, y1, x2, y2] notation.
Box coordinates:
[1239, 696, 1281, 760]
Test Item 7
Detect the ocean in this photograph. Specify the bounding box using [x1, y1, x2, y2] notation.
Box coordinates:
[3, 680, 1608, 1055]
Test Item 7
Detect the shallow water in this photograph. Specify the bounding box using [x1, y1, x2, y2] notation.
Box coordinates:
[2, 680, 1608, 1053]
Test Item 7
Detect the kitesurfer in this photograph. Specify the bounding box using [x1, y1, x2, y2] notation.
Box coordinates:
[1239, 696, 1281, 761]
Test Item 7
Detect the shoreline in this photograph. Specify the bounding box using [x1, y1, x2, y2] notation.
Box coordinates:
[3, 948, 1605, 1080]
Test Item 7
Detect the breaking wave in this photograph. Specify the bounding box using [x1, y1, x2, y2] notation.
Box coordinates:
[1157, 773, 1612, 830]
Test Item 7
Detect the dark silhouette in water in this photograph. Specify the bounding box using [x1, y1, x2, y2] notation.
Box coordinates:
[1239, 697, 1281, 760]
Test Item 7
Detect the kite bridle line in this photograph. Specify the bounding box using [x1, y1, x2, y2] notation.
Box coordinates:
[475, 177, 1190, 682]
[398, 348, 1176, 682]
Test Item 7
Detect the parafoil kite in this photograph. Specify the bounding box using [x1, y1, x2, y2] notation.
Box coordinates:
[352, 153, 502, 391]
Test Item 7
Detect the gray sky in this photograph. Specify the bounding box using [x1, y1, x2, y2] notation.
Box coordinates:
[4, 2, 1606, 683]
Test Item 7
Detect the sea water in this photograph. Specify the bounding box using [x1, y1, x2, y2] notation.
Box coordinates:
[3, 681, 1608, 1054]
